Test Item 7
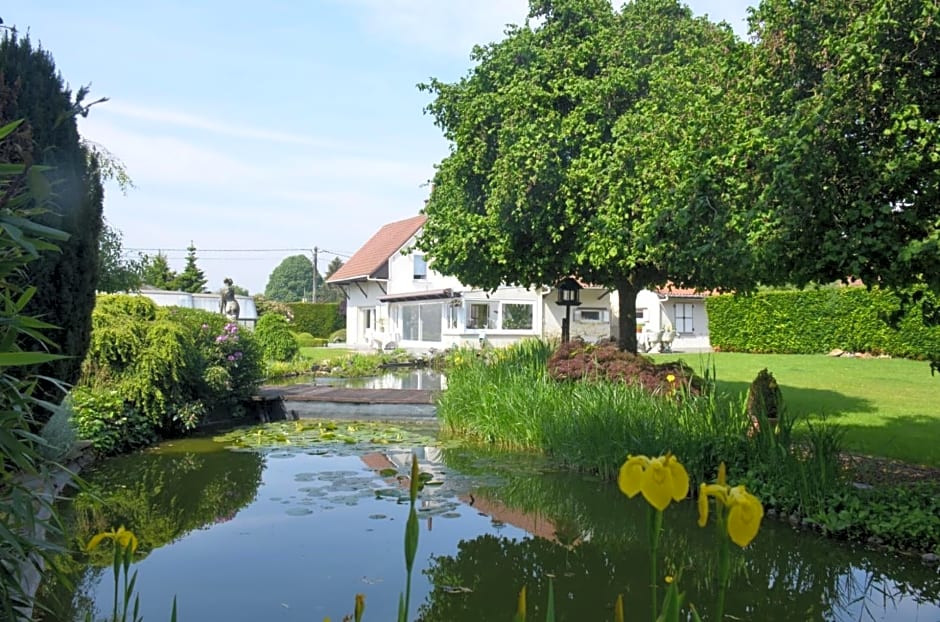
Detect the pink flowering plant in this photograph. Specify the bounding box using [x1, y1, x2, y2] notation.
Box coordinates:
[197, 320, 263, 422]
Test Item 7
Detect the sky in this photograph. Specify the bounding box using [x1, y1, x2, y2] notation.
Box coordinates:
[7, 1, 754, 295]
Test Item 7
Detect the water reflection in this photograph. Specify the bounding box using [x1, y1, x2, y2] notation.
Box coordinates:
[425, 450, 940, 621]
[276, 369, 447, 390]
[39, 436, 940, 622]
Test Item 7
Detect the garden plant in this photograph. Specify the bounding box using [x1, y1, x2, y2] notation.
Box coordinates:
[438, 339, 940, 556]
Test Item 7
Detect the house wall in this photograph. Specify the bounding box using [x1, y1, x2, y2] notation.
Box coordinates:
[387, 241, 463, 295]
[543, 288, 612, 343]
[341, 280, 389, 348]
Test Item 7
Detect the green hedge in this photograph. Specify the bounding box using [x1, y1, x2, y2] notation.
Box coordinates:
[286, 302, 344, 338]
[706, 287, 940, 358]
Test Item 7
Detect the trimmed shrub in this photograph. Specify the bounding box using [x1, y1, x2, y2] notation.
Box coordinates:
[329, 328, 347, 343]
[256, 313, 300, 361]
[707, 286, 940, 358]
[287, 302, 344, 338]
[292, 331, 327, 348]
[547, 339, 703, 394]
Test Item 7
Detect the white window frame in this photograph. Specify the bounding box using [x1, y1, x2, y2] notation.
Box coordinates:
[464, 300, 536, 332]
[575, 308, 609, 323]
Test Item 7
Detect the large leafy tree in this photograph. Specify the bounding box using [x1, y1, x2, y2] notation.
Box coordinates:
[0, 33, 105, 389]
[139, 252, 177, 289]
[97, 219, 141, 292]
[265, 254, 319, 302]
[746, 0, 940, 292]
[419, 0, 753, 352]
[171, 242, 208, 293]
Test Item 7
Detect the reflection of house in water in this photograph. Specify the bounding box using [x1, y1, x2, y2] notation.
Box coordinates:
[359, 449, 586, 546]
[458, 493, 587, 548]
[360, 446, 447, 488]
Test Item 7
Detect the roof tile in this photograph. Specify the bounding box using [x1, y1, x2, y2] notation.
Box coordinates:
[327, 215, 427, 283]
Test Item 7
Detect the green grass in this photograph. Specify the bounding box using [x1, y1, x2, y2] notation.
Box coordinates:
[650, 352, 940, 467]
[299, 346, 353, 363]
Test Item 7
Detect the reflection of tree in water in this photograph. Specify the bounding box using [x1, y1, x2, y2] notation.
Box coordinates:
[71, 444, 264, 558]
[419, 464, 940, 622]
[37, 445, 265, 620]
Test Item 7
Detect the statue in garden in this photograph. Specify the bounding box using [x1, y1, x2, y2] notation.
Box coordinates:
[220, 278, 240, 321]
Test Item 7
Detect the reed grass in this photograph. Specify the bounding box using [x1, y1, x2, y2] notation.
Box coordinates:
[439, 340, 848, 501]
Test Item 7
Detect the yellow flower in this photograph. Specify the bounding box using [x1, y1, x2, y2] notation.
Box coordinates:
[726, 486, 764, 547]
[618, 454, 690, 511]
[86, 526, 138, 555]
[666, 374, 676, 383]
[697, 464, 764, 547]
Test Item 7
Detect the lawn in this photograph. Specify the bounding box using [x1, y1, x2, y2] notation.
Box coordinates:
[651, 352, 940, 467]
[299, 346, 353, 363]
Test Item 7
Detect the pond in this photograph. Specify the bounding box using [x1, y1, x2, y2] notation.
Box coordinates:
[274, 368, 447, 390]
[38, 422, 940, 621]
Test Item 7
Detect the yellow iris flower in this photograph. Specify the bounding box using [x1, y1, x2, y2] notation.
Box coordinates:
[617, 454, 690, 511]
[86, 526, 139, 554]
[697, 464, 764, 547]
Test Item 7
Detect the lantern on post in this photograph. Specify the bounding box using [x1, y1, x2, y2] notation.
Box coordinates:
[555, 277, 582, 343]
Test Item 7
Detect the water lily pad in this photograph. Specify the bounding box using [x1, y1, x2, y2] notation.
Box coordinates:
[368, 514, 387, 520]
[285, 507, 313, 516]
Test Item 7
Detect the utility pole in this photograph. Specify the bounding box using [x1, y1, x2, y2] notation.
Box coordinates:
[311, 247, 318, 303]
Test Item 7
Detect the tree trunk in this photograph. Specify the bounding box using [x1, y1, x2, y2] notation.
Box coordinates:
[616, 280, 640, 353]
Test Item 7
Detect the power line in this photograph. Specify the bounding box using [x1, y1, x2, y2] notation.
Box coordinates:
[124, 247, 352, 258]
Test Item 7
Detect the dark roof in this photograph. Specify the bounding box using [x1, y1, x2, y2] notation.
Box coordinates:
[327, 215, 427, 284]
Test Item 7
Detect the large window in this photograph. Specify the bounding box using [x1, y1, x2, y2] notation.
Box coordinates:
[466, 300, 534, 331]
[502, 303, 533, 330]
[467, 302, 496, 330]
[401, 303, 442, 342]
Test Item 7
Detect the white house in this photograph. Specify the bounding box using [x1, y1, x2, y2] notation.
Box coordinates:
[327, 215, 711, 351]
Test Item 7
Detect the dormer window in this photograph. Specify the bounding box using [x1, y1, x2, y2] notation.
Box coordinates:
[413, 254, 427, 280]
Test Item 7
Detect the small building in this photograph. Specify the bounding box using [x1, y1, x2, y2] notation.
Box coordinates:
[137, 287, 258, 328]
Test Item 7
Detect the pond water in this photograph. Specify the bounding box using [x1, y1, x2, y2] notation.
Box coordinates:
[274, 368, 447, 390]
[39, 423, 940, 622]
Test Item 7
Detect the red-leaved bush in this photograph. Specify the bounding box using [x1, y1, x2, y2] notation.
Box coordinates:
[546, 339, 703, 395]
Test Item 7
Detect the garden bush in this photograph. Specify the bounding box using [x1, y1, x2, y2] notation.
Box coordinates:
[255, 313, 299, 361]
[287, 302, 344, 338]
[78, 295, 264, 443]
[329, 328, 346, 343]
[292, 331, 326, 348]
[707, 286, 940, 358]
[547, 339, 703, 394]
[69, 387, 157, 456]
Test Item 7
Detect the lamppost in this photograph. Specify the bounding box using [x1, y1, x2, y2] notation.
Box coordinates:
[555, 277, 582, 343]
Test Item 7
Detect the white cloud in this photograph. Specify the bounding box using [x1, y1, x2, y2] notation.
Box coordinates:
[343, 0, 529, 56]
[99, 101, 340, 148]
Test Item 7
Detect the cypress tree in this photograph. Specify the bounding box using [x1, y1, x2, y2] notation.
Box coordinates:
[171, 242, 208, 293]
[0, 33, 104, 398]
